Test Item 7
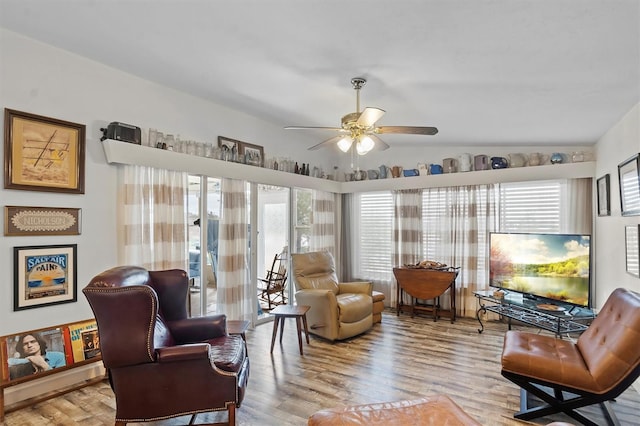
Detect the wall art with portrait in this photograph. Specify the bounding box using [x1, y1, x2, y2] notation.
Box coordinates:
[3, 327, 67, 381]
[13, 244, 77, 311]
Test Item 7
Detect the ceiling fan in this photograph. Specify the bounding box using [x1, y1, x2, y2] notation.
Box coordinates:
[285, 77, 438, 155]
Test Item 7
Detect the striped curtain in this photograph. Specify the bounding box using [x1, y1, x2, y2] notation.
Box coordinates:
[424, 184, 498, 316]
[392, 189, 424, 307]
[310, 190, 336, 254]
[119, 165, 187, 271]
[216, 178, 251, 321]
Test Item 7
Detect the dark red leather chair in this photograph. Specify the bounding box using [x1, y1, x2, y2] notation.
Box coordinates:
[83, 266, 249, 426]
[501, 287, 640, 426]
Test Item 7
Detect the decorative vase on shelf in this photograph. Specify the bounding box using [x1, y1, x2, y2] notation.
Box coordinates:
[550, 153, 564, 164]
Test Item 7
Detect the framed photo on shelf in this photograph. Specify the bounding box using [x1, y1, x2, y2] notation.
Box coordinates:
[596, 174, 611, 216]
[4, 109, 86, 194]
[239, 141, 264, 167]
[618, 153, 640, 216]
[3, 326, 67, 381]
[14, 244, 77, 311]
[217, 136, 241, 161]
[5, 206, 81, 236]
[625, 225, 639, 277]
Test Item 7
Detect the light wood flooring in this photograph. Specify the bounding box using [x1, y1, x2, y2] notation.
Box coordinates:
[4, 310, 640, 425]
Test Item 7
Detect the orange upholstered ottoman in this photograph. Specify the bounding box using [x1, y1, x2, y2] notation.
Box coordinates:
[308, 395, 480, 426]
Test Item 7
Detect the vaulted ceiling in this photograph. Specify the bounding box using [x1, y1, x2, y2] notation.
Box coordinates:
[1, 0, 638, 149]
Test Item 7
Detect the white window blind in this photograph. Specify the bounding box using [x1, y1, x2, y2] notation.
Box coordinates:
[356, 192, 393, 276]
[498, 181, 562, 233]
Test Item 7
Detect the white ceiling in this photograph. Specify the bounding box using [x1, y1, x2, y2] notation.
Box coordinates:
[1, 0, 639, 149]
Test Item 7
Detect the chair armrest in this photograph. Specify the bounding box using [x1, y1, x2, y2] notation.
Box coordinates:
[156, 343, 210, 363]
[168, 314, 227, 344]
[338, 281, 372, 295]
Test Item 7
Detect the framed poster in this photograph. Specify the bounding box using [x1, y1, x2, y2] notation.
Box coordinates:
[618, 153, 640, 216]
[239, 141, 264, 167]
[5, 206, 81, 236]
[4, 109, 86, 194]
[14, 244, 77, 311]
[596, 174, 611, 216]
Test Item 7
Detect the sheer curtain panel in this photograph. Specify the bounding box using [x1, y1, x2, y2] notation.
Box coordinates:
[120, 165, 187, 271]
[217, 178, 252, 321]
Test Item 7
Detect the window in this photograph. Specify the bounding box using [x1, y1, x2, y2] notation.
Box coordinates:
[353, 192, 393, 279]
[498, 180, 562, 233]
[353, 180, 565, 281]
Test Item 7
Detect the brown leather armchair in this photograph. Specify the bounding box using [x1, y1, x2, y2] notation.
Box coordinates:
[501, 287, 640, 426]
[83, 266, 249, 426]
[291, 251, 373, 341]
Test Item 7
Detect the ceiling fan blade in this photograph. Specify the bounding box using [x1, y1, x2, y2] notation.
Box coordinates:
[356, 107, 385, 127]
[308, 135, 343, 151]
[377, 126, 439, 135]
[369, 134, 390, 151]
[285, 126, 345, 131]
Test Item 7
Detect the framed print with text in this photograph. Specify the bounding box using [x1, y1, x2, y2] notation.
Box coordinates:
[14, 244, 77, 311]
[5, 206, 81, 236]
[618, 153, 640, 216]
[4, 109, 86, 194]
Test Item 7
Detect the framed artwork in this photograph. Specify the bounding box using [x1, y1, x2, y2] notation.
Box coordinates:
[618, 153, 640, 216]
[14, 244, 77, 311]
[239, 141, 264, 167]
[4, 109, 86, 194]
[596, 174, 611, 216]
[5, 206, 81, 236]
[4, 327, 67, 381]
[625, 225, 639, 277]
[218, 136, 241, 162]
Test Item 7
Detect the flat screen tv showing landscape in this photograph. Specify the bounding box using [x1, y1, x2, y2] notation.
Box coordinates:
[489, 232, 591, 308]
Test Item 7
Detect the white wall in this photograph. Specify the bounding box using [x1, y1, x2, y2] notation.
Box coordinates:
[0, 28, 324, 337]
[594, 103, 640, 304]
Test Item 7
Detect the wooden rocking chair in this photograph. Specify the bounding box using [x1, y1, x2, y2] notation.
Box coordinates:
[258, 251, 288, 310]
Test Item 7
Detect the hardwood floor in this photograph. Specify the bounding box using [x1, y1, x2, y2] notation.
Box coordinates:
[4, 311, 640, 425]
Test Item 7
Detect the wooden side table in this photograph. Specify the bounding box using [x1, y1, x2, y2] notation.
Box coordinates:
[269, 305, 310, 355]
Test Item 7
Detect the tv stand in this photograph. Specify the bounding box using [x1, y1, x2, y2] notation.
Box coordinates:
[474, 290, 595, 338]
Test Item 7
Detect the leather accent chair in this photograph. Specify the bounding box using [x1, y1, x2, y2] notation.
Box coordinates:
[83, 266, 249, 426]
[501, 287, 640, 426]
[291, 251, 373, 341]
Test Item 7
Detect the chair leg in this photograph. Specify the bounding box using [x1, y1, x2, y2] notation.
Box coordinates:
[227, 402, 236, 426]
[515, 381, 619, 426]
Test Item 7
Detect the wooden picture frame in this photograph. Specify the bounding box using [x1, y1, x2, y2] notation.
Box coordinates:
[4, 109, 85, 194]
[5, 206, 81, 236]
[625, 225, 639, 277]
[239, 141, 264, 167]
[618, 153, 640, 216]
[14, 244, 77, 311]
[217, 136, 241, 162]
[596, 174, 611, 216]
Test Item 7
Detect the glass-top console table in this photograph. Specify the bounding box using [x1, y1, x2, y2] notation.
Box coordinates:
[474, 290, 595, 337]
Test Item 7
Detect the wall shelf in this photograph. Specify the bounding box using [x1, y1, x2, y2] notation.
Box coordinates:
[102, 139, 596, 193]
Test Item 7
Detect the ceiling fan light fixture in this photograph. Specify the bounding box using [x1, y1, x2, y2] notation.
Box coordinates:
[337, 136, 353, 152]
[356, 135, 375, 155]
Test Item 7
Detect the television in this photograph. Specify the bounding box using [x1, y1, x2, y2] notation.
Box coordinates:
[489, 232, 591, 308]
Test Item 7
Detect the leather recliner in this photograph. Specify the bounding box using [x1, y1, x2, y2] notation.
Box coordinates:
[83, 266, 249, 426]
[291, 250, 373, 341]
